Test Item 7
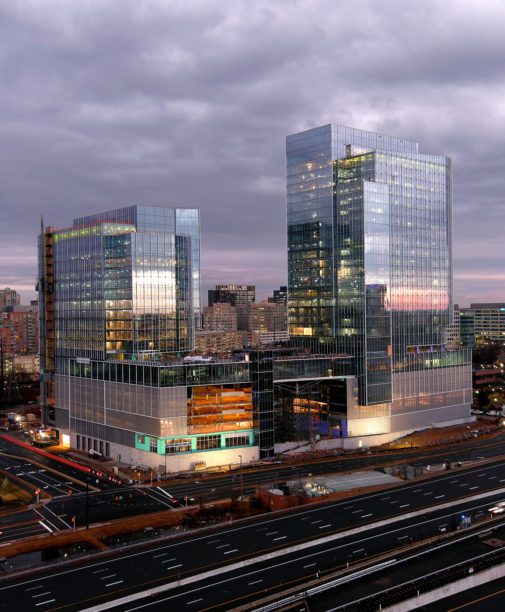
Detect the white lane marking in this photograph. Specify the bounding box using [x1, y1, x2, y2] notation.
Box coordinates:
[161, 558, 177, 564]
[399, 504, 409, 509]
[423, 492, 433, 496]
[165, 564, 183, 570]
[153, 553, 168, 558]
[413, 489, 423, 493]
[32, 592, 51, 598]
[273, 536, 287, 541]
[187, 599, 203, 605]
[100, 574, 116, 580]
[35, 600, 56, 607]
[361, 514, 373, 518]
[380, 497, 390, 501]
[140, 488, 173, 509]
[469, 486, 479, 490]
[449, 480, 458, 484]
[311, 520, 323, 524]
[318, 524, 332, 529]
[92, 569, 108, 574]
[105, 580, 124, 587]
[223, 549, 238, 555]
[265, 531, 278, 536]
[249, 579, 263, 585]
[435, 495, 445, 499]
[216, 544, 229, 549]
[26, 585, 45, 592]
[478, 474, 487, 477]
[38, 521, 53, 533]
[156, 487, 173, 498]
[353, 548, 364, 553]
[459, 483, 468, 487]
[43, 505, 72, 529]
[206, 539, 220, 544]
[300, 516, 312, 521]
[343, 505, 354, 509]
[489, 476, 497, 480]
[33, 509, 59, 532]
[304, 562, 316, 568]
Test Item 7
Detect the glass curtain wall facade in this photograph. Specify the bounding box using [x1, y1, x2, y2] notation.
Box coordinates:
[70, 206, 200, 360]
[39, 206, 200, 430]
[287, 124, 471, 436]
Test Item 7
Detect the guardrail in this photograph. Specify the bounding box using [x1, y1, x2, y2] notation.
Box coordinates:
[337, 547, 505, 611]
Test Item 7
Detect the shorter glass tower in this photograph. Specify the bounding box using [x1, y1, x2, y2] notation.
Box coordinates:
[38, 205, 200, 427]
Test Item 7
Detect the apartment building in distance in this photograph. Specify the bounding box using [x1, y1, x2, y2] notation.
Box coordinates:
[0, 288, 21, 309]
[208, 284, 255, 331]
[459, 303, 505, 346]
[202, 302, 238, 331]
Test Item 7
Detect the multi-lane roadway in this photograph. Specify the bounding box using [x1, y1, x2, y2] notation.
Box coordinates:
[3, 430, 505, 541]
[2, 459, 505, 610]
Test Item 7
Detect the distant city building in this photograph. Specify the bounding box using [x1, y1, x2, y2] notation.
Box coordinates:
[287, 123, 472, 439]
[0, 301, 38, 354]
[208, 284, 255, 331]
[0, 287, 21, 309]
[459, 309, 476, 348]
[473, 368, 502, 391]
[250, 330, 290, 346]
[248, 301, 288, 335]
[195, 330, 245, 356]
[268, 286, 288, 305]
[9, 354, 39, 382]
[202, 302, 238, 331]
[460, 303, 505, 345]
[444, 304, 462, 348]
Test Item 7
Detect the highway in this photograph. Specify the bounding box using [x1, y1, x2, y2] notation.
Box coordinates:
[303, 523, 505, 611]
[2, 459, 505, 610]
[0, 453, 86, 495]
[0, 435, 118, 491]
[423, 574, 505, 611]
[0, 510, 49, 543]
[2, 432, 505, 541]
[157, 431, 505, 503]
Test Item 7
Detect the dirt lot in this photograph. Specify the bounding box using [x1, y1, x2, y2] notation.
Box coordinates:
[0, 476, 33, 509]
[386, 417, 501, 449]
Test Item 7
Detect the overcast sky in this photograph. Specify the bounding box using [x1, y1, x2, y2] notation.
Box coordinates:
[1, 0, 504, 305]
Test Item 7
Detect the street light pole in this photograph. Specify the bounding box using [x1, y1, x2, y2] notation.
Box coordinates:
[85, 479, 89, 530]
[239, 454, 243, 499]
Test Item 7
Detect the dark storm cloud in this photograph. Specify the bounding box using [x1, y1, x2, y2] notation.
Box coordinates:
[0, 0, 503, 303]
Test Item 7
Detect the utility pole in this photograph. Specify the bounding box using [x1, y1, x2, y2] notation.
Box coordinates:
[239, 454, 243, 499]
[85, 479, 89, 530]
[0, 339, 4, 407]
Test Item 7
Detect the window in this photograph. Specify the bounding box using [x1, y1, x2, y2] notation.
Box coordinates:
[165, 438, 192, 454]
[225, 435, 249, 448]
[196, 435, 221, 451]
[150, 437, 158, 453]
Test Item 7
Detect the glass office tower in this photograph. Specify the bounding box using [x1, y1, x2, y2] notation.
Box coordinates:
[287, 124, 472, 437]
[38, 206, 202, 454]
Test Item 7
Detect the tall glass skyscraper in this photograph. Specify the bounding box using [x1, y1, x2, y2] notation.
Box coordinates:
[287, 124, 472, 437]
